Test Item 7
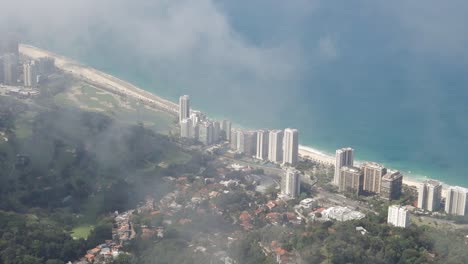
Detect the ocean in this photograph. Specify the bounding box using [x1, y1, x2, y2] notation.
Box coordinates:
[26, 0, 468, 186]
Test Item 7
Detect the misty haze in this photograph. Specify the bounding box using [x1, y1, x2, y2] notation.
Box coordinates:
[0, 0, 468, 263]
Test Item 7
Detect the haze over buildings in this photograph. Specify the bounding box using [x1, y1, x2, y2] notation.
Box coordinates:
[179, 95, 190, 122]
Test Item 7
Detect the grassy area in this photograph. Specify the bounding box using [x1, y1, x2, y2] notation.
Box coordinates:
[53, 83, 175, 133]
[71, 225, 94, 240]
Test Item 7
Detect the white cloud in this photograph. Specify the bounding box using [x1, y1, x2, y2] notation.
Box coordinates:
[318, 35, 338, 60]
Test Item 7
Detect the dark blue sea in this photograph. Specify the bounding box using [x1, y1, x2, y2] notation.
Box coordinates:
[21, 0, 468, 186]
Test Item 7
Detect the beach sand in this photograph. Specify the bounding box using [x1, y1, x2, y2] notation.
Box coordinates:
[20, 44, 442, 193]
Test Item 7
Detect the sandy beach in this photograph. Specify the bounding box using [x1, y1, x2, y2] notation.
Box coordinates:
[20, 44, 433, 192]
[19, 44, 179, 115]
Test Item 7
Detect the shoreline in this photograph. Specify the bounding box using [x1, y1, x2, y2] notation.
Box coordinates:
[19, 44, 446, 192]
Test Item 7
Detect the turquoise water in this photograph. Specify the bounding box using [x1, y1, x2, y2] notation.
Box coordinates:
[24, 1, 468, 186]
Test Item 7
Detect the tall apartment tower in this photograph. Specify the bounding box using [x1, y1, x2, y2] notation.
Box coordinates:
[199, 122, 214, 145]
[380, 171, 403, 200]
[282, 128, 299, 165]
[230, 129, 238, 151]
[3, 53, 18, 85]
[239, 131, 257, 157]
[23, 62, 37, 87]
[334, 148, 354, 185]
[445, 186, 468, 216]
[213, 121, 221, 143]
[268, 130, 284, 163]
[221, 120, 232, 141]
[256, 130, 269, 160]
[180, 118, 192, 138]
[282, 168, 301, 198]
[417, 180, 442, 212]
[387, 205, 410, 228]
[361, 162, 387, 194]
[179, 95, 190, 122]
[338, 166, 363, 195]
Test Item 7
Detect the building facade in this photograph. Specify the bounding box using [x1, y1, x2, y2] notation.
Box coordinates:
[387, 205, 410, 228]
[180, 118, 192, 138]
[198, 122, 214, 145]
[230, 129, 238, 151]
[338, 166, 363, 195]
[2, 53, 18, 85]
[417, 180, 442, 212]
[221, 120, 231, 141]
[282, 168, 301, 198]
[380, 171, 403, 200]
[334, 148, 354, 185]
[23, 62, 37, 87]
[362, 162, 387, 194]
[179, 95, 190, 122]
[445, 186, 468, 216]
[268, 130, 283, 163]
[282, 128, 299, 165]
[256, 130, 269, 160]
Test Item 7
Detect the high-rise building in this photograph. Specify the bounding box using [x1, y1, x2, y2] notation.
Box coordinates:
[199, 121, 214, 145]
[179, 95, 190, 122]
[334, 148, 354, 185]
[338, 166, 363, 195]
[240, 131, 257, 157]
[283, 128, 299, 165]
[221, 120, 231, 141]
[361, 162, 387, 194]
[36, 57, 55, 76]
[180, 118, 192, 138]
[0, 57, 4, 83]
[256, 130, 269, 160]
[380, 171, 403, 200]
[282, 168, 301, 198]
[445, 186, 468, 216]
[213, 121, 221, 143]
[2, 53, 18, 85]
[23, 61, 37, 87]
[230, 129, 238, 150]
[268, 130, 283, 163]
[387, 205, 410, 228]
[417, 180, 442, 212]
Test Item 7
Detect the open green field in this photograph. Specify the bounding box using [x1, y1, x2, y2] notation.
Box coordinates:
[71, 225, 94, 240]
[53, 83, 176, 134]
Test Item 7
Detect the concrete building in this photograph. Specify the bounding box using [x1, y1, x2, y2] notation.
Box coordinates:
[361, 162, 387, 194]
[213, 121, 221, 143]
[380, 171, 403, 200]
[256, 130, 269, 160]
[282, 168, 301, 198]
[221, 120, 231, 141]
[199, 121, 214, 145]
[334, 148, 354, 185]
[283, 128, 299, 165]
[2, 53, 18, 85]
[180, 118, 192, 138]
[387, 205, 410, 228]
[23, 62, 37, 87]
[230, 129, 238, 150]
[0, 38, 19, 56]
[268, 130, 283, 163]
[338, 166, 363, 195]
[445, 186, 468, 216]
[179, 95, 190, 122]
[238, 131, 257, 157]
[417, 180, 442, 212]
[36, 57, 55, 76]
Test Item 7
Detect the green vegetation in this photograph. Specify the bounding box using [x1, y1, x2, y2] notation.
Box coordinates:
[71, 225, 94, 240]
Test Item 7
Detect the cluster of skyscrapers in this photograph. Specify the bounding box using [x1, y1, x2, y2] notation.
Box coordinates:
[0, 38, 55, 87]
[334, 147, 403, 200]
[417, 180, 468, 216]
[179, 95, 299, 166]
